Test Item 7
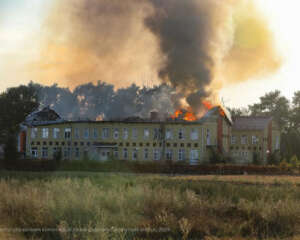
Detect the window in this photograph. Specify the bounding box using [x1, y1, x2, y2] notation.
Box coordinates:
[144, 148, 149, 160]
[154, 149, 160, 161]
[64, 147, 71, 158]
[93, 128, 98, 138]
[241, 135, 247, 145]
[64, 128, 71, 140]
[53, 128, 60, 139]
[178, 149, 185, 161]
[113, 129, 119, 139]
[74, 128, 80, 139]
[123, 128, 129, 140]
[132, 149, 138, 160]
[113, 148, 118, 159]
[179, 129, 185, 140]
[75, 147, 80, 158]
[231, 136, 236, 145]
[42, 147, 48, 158]
[154, 128, 159, 140]
[166, 149, 173, 160]
[166, 129, 173, 140]
[206, 129, 211, 145]
[31, 128, 38, 139]
[144, 128, 150, 139]
[31, 147, 38, 158]
[190, 128, 198, 140]
[123, 148, 128, 160]
[132, 128, 138, 140]
[84, 128, 89, 139]
[102, 128, 109, 139]
[42, 128, 49, 139]
[252, 136, 259, 144]
[275, 136, 280, 150]
[190, 150, 199, 161]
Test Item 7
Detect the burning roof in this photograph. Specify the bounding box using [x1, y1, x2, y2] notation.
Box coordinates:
[23, 106, 64, 126]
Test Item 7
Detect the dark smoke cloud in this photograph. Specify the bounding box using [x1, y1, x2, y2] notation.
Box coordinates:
[31, 0, 281, 114]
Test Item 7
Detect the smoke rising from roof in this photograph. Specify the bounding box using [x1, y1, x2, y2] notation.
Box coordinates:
[31, 0, 281, 114]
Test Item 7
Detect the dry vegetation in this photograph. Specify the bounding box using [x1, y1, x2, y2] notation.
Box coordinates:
[0, 172, 299, 240]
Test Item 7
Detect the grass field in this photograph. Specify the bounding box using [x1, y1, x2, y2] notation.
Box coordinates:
[0, 171, 299, 240]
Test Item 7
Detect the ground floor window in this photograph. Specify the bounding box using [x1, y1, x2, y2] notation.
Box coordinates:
[75, 147, 80, 158]
[42, 147, 48, 158]
[114, 148, 118, 159]
[178, 149, 185, 161]
[144, 148, 149, 160]
[166, 149, 173, 160]
[123, 148, 128, 160]
[31, 147, 38, 158]
[132, 148, 138, 160]
[64, 147, 71, 158]
[154, 149, 160, 161]
[190, 149, 199, 161]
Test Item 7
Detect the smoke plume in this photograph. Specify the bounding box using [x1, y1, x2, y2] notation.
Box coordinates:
[30, 0, 281, 114]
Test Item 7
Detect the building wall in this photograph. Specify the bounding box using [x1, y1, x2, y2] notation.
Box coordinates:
[26, 119, 222, 163]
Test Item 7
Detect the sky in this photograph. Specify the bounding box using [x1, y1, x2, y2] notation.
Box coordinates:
[0, 0, 299, 108]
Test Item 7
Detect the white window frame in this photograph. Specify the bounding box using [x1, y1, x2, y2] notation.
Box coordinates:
[144, 148, 149, 160]
[132, 128, 138, 140]
[123, 128, 129, 140]
[178, 149, 185, 161]
[53, 128, 60, 139]
[93, 128, 98, 139]
[113, 128, 119, 139]
[42, 128, 49, 139]
[206, 129, 211, 145]
[166, 149, 173, 160]
[132, 148, 138, 160]
[42, 147, 48, 158]
[113, 148, 119, 159]
[74, 128, 80, 139]
[166, 129, 173, 140]
[123, 148, 128, 160]
[64, 128, 71, 140]
[102, 128, 109, 139]
[154, 149, 160, 161]
[144, 128, 150, 139]
[84, 128, 89, 139]
[241, 135, 247, 145]
[31, 128, 38, 139]
[190, 128, 198, 140]
[31, 147, 38, 158]
[231, 135, 236, 144]
[179, 129, 185, 140]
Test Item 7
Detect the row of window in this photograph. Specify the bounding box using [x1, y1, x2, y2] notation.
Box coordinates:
[31, 141, 200, 148]
[231, 135, 260, 145]
[31, 147, 201, 161]
[32, 127, 211, 141]
[230, 146, 262, 151]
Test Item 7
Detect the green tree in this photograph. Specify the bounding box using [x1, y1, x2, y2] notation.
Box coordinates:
[0, 85, 39, 164]
[248, 90, 290, 130]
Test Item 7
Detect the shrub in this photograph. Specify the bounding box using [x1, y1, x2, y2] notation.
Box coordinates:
[252, 152, 262, 165]
[290, 155, 300, 169]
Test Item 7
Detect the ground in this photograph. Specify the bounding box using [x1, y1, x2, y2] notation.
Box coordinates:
[0, 171, 299, 240]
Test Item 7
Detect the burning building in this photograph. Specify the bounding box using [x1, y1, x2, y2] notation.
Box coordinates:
[20, 104, 280, 164]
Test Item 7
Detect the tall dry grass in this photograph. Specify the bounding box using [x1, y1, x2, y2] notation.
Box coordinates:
[0, 172, 299, 239]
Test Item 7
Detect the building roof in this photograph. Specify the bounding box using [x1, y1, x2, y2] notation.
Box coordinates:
[232, 116, 272, 131]
[23, 106, 63, 126]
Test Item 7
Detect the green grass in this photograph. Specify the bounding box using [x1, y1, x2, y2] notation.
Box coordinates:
[0, 171, 299, 239]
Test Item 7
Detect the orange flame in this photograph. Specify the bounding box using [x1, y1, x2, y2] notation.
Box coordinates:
[202, 100, 214, 110]
[171, 108, 196, 122]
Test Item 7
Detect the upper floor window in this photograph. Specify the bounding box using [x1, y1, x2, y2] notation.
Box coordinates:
[154, 128, 159, 140]
[206, 129, 211, 145]
[144, 128, 150, 139]
[64, 128, 71, 140]
[178, 129, 185, 140]
[166, 129, 173, 140]
[31, 128, 38, 139]
[42, 128, 49, 139]
[190, 128, 198, 140]
[93, 128, 98, 138]
[74, 128, 80, 139]
[113, 128, 119, 139]
[102, 128, 109, 139]
[231, 136, 236, 145]
[252, 135, 259, 144]
[241, 135, 247, 145]
[132, 128, 138, 140]
[84, 128, 89, 139]
[123, 128, 129, 140]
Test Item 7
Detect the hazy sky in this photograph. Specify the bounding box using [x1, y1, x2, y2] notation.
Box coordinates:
[0, 0, 299, 108]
